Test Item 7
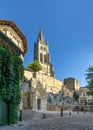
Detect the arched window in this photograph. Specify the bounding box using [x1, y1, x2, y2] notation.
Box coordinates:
[44, 55, 47, 63]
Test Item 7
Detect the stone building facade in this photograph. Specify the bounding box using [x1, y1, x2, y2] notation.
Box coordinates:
[0, 20, 27, 125]
[23, 70, 73, 110]
[0, 20, 27, 60]
[64, 78, 80, 91]
[22, 29, 73, 111]
[79, 87, 92, 105]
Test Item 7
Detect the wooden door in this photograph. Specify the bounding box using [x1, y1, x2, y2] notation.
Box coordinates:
[0, 101, 8, 125]
[37, 99, 41, 110]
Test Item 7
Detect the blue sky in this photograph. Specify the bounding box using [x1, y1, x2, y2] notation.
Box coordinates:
[0, 0, 93, 86]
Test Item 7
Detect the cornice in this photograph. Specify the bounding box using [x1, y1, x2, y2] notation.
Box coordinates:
[0, 20, 27, 54]
[0, 31, 23, 56]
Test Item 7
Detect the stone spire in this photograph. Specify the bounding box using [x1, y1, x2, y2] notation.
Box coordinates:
[38, 28, 44, 43]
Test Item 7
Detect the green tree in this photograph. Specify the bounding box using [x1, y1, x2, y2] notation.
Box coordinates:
[27, 61, 42, 72]
[86, 66, 93, 103]
[73, 91, 79, 101]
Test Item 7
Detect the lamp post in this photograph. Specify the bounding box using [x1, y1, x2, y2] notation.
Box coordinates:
[61, 85, 64, 116]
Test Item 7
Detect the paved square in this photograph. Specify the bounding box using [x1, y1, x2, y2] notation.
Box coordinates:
[0, 112, 93, 130]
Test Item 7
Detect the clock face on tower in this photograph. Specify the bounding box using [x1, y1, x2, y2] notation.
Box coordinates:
[0, 25, 24, 52]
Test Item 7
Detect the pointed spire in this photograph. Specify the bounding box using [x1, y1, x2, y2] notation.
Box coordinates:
[38, 28, 44, 43]
[46, 40, 48, 44]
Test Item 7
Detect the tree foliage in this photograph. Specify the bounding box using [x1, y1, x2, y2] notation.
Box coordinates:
[27, 61, 42, 72]
[86, 66, 93, 97]
[73, 91, 79, 101]
[0, 45, 24, 124]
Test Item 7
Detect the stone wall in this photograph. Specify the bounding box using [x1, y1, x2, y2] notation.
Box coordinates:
[47, 105, 93, 112]
[23, 70, 73, 110]
[0, 25, 24, 52]
[21, 82, 31, 109]
[22, 91, 30, 109]
[64, 78, 80, 91]
[79, 87, 92, 105]
[24, 70, 63, 94]
[47, 105, 72, 111]
[47, 91, 72, 106]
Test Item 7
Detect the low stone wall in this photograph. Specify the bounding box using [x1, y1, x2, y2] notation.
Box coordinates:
[22, 110, 43, 120]
[47, 105, 72, 111]
[79, 105, 93, 112]
[47, 105, 93, 112]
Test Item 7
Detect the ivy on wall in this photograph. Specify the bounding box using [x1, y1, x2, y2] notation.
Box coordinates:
[0, 44, 24, 124]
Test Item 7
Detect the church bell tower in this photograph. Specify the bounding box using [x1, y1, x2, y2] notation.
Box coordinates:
[34, 28, 54, 77]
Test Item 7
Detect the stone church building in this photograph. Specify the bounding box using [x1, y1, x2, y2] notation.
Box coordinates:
[0, 19, 80, 112]
[23, 29, 73, 111]
[0, 19, 80, 113]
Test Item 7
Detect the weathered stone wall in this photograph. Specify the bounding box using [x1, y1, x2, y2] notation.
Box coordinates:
[47, 105, 72, 111]
[23, 70, 73, 110]
[0, 25, 24, 52]
[64, 78, 80, 91]
[24, 69, 33, 80]
[24, 70, 63, 94]
[22, 91, 30, 109]
[47, 91, 72, 106]
[21, 82, 31, 109]
[81, 105, 93, 112]
[79, 87, 92, 105]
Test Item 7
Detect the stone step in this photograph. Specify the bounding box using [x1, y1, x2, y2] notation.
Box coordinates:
[22, 110, 43, 120]
[33, 111, 43, 119]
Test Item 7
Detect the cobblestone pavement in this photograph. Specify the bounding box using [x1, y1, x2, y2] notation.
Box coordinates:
[0, 112, 93, 130]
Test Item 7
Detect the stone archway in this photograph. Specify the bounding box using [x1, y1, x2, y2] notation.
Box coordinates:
[36, 84, 46, 111]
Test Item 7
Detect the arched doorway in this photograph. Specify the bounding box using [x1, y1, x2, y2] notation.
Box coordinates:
[0, 101, 8, 125]
[37, 98, 41, 110]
